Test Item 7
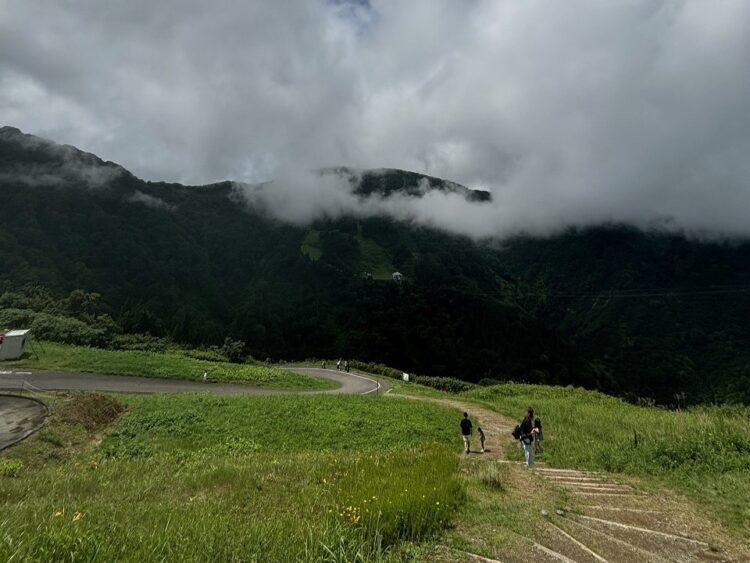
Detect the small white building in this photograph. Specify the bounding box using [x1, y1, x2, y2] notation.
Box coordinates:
[0, 329, 30, 360]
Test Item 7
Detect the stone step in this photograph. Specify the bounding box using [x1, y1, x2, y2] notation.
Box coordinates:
[575, 494, 677, 512]
[557, 484, 635, 492]
[449, 548, 505, 563]
[555, 514, 673, 563]
[542, 476, 609, 483]
[535, 467, 601, 476]
[565, 513, 713, 562]
[543, 521, 610, 562]
[580, 505, 703, 538]
[582, 505, 666, 514]
[532, 541, 580, 562]
[572, 490, 644, 497]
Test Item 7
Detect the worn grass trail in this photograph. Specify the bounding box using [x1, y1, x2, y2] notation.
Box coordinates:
[393, 394, 750, 563]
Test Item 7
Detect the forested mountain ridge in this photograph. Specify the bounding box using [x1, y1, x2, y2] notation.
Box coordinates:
[1, 126, 749, 404]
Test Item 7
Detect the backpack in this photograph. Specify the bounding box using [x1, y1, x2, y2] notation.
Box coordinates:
[511, 425, 522, 440]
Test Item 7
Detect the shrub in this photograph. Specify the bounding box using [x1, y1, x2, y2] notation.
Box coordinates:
[0, 459, 23, 477]
[349, 360, 403, 380]
[181, 347, 227, 362]
[348, 361, 478, 392]
[0, 307, 35, 329]
[221, 337, 246, 363]
[61, 393, 126, 431]
[31, 312, 107, 346]
[110, 333, 169, 353]
[479, 378, 503, 386]
[411, 376, 475, 393]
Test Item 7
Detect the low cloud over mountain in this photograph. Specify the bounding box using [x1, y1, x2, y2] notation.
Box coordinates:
[2, 1, 750, 238]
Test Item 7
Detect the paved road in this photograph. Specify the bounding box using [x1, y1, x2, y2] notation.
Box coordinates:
[0, 367, 389, 450]
[286, 367, 389, 395]
[0, 395, 48, 451]
[0, 367, 388, 396]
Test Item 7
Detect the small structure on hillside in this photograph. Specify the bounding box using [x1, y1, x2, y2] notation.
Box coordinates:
[0, 329, 30, 360]
[392, 271, 403, 284]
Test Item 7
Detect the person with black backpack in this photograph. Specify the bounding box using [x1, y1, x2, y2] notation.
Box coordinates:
[518, 407, 536, 467]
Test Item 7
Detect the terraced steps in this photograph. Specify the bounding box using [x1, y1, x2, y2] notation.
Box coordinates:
[528, 467, 733, 562]
[396, 395, 747, 562]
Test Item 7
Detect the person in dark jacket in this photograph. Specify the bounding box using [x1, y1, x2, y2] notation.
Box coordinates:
[519, 407, 536, 467]
[460, 412, 473, 454]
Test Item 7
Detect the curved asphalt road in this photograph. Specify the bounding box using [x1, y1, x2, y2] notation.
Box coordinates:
[0, 367, 388, 450]
[0, 367, 388, 396]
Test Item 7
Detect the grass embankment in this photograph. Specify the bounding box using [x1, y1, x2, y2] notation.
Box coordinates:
[1, 393, 463, 561]
[6, 341, 335, 390]
[462, 383, 750, 540]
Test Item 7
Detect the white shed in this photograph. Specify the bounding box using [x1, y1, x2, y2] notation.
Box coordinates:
[0, 329, 30, 360]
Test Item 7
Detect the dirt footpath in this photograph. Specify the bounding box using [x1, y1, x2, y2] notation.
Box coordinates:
[396, 394, 749, 563]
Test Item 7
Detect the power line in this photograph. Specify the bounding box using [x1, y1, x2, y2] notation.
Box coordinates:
[512, 287, 750, 299]
[439, 284, 750, 300]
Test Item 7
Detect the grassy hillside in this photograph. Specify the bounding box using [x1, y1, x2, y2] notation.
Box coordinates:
[301, 229, 322, 261]
[1, 393, 463, 561]
[463, 383, 750, 539]
[2, 382, 749, 561]
[6, 342, 335, 390]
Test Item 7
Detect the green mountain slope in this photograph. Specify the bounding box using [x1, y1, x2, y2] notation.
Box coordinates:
[1, 126, 749, 404]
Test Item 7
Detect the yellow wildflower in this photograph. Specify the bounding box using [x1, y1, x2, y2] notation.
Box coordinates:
[54, 511, 63, 518]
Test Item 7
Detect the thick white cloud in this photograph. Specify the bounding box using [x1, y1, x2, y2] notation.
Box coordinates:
[1, 0, 750, 238]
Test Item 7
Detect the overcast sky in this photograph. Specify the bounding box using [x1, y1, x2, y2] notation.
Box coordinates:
[2, 0, 750, 238]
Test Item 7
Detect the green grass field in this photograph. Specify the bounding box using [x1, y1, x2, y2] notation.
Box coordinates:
[4, 369, 749, 560]
[357, 234, 394, 280]
[463, 383, 750, 540]
[301, 229, 323, 261]
[1, 393, 464, 562]
[6, 342, 335, 390]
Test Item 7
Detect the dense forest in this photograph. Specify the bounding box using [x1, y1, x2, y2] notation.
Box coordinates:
[2, 126, 749, 404]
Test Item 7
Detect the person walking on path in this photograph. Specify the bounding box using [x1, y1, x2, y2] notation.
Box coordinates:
[519, 407, 536, 467]
[344, 360, 350, 373]
[477, 427, 486, 453]
[460, 412, 473, 454]
[336, 359, 341, 371]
